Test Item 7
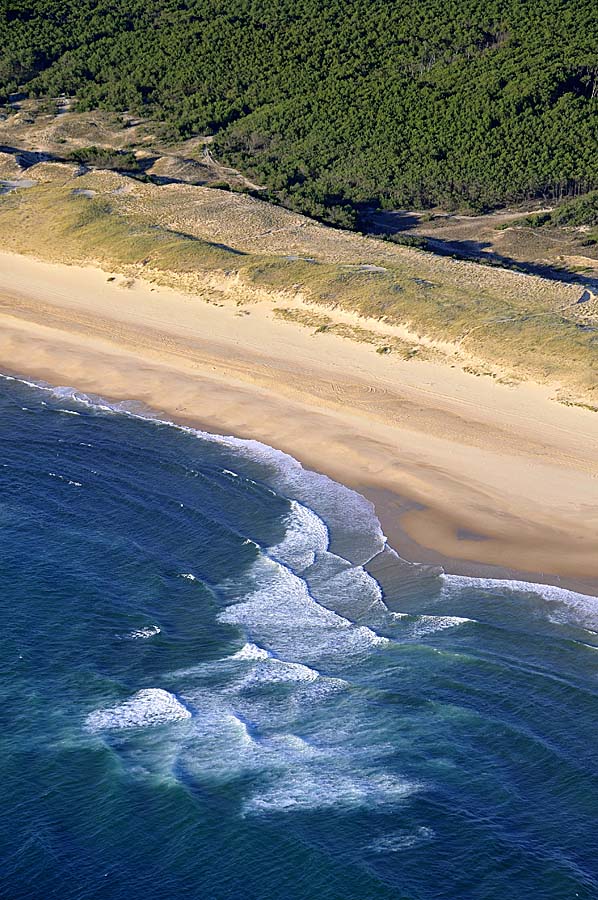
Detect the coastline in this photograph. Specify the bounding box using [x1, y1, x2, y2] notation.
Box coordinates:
[2, 249, 598, 594]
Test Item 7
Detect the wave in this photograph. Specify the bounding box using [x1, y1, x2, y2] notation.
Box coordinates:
[6, 367, 598, 893]
[229, 642, 271, 661]
[6, 372, 598, 632]
[403, 614, 474, 639]
[85, 689, 191, 732]
[4, 373, 597, 633]
[442, 574, 598, 630]
[301, 553, 388, 623]
[267, 499, 329, 572]
[167, 680, 420, 816]
[217, 553, 391, 669]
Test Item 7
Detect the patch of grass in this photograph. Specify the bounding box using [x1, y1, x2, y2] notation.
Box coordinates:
[274, 307, 427, 359]
[273, 307, 332, 330]
[0, 183, 246, 275]
[558, 399, 598, 412]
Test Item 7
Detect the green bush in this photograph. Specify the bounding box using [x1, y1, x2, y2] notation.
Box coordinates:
[69, 146, 142, 172]
[551, 192, 598, 227]
[522, 212, 552, 228]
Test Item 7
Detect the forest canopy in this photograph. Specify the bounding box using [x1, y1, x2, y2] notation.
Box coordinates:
[2, 0, 597, 225]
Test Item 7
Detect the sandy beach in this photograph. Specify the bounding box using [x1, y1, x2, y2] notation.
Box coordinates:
[1, 248, 598, 591]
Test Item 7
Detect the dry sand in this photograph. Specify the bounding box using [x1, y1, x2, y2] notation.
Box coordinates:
[1, 249, 597, 591]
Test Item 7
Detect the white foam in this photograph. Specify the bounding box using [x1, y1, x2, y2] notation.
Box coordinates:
[245, 770, 420, 814]
[129, 625, 161, 639]
[351, 625, 391, 647]
[86, 689, 191, 732]
[179, 572, 197, 581]
[219, 558, 351, 634]
[267, 500, 329, 572]
[262, 733, 317, 756]
[239, 658, 320, 686]
[292, 676, 349, 702]
[227, 713, 254, 745]
[230, 642, 271, 661]
[407, 615, 473, 638]
[56, 408, 81, 416]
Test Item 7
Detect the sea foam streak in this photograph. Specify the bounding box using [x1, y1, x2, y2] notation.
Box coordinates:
[244, 769, 421, 814]
[369, 827, 435, 853]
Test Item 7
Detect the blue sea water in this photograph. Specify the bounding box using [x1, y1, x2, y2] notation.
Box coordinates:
[1, 374, 597, 900]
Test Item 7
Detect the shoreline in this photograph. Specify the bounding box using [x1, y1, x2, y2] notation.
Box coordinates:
[7, 365, 598, 599]
[1, 249, 598, 595]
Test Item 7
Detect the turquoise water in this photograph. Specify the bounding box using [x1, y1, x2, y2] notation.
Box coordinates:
[1, 375, 597, 900]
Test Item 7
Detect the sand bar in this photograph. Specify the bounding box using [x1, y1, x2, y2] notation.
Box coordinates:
[1, 249, 598, 590]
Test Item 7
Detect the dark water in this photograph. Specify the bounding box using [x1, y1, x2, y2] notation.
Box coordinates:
[1, 375, 597, 900]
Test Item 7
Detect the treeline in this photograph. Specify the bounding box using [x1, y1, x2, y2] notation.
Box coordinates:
[2, 0, 598, 225]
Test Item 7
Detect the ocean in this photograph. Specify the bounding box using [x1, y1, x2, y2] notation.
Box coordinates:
[1, 374, 597, 900]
